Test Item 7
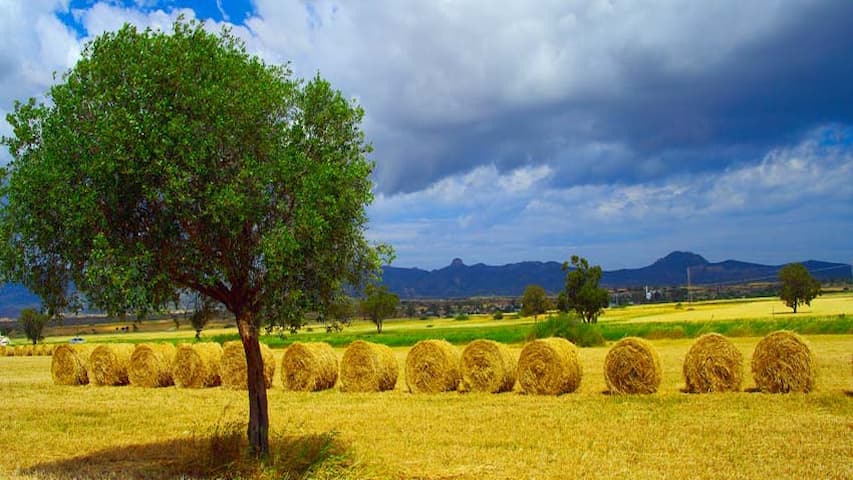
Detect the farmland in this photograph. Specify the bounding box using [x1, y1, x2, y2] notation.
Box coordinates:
[0, 295, 851, 479]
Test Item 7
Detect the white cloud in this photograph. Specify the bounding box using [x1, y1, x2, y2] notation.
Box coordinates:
[373, 127, 853, 268]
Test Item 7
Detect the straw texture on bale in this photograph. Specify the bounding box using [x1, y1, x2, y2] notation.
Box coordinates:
[88, 343, 135, 386]
[281, 342, 338, 391]
[129, 343, 177, 388]
[751, 330, 816, 393]
[405, 340, 461, 393]
[15, 345, 26, 356]
[51, 344, 94, 385]
[682, 333, 743, 393]
[339, 341, 398, 392]
[604, 337, 662, 394]
[220, 341, 276, 389]
[517, 337, 582, 395]
[172, 343, 223, 388]
[459, 340, 517, 393]
[0, 346, 6, 357]
[4, 346, 13, 357]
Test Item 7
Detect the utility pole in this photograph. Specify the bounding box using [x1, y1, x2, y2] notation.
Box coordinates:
[687, 267, 692, 304]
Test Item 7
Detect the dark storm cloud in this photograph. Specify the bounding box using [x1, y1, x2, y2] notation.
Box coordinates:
[367, 1, 853, 194]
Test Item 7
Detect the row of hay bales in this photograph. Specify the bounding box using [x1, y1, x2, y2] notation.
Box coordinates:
[1, 344, 55, 357]
[284, 330, 817, 395]
[49, 330, 818, 394]
[51, 341, 276, 388]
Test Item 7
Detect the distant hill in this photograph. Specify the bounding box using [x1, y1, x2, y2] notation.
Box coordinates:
[1, 251, 849, 314]
[380, 251, 851, 298]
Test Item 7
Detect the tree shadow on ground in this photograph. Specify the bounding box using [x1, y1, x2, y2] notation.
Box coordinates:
[23, 427, 353, 480]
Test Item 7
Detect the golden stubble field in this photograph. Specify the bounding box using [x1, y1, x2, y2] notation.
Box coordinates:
[0, 335, 851, 479]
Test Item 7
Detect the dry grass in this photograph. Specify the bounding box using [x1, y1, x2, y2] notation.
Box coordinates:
[751, 331, 816, 393]
[517, 337, 581, 395]
[1, 336, 851, 479]
[220, 341, 276, 390]
[128, 343, 176, 388]
[682, 333, 743, 393]
[339, 341, 398, 393]
[459, 339, 516, 393]
[405, 339, 461, 393]
[280, 342, 338, 392]
[604, 337, 662, 394]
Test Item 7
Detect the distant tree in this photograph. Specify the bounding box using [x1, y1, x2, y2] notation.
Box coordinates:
[0, 20, 387, 456]
[556, 291, 569, 313]
[405, 302, 416, 318]
[19, 308, 48, 345]
[360, 284, 399, 333]
[325, 293, 356, 332]
[520, 284, 550, 321]
[188, 294, 218, 340]
[563, 255, 609, 323]
[779, 263, 821, 313]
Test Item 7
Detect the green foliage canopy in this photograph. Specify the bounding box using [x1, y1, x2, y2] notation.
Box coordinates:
[563, 255, 609, 323]
[0, 20, 386, 456]
[359, 284, 399, 333]
[19, 308, 49, 345]
[520, 284, 550, 320]
[778, 263, 821, 313]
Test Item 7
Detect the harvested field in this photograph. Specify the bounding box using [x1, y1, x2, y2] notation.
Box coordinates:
[1, 335, 851, 479]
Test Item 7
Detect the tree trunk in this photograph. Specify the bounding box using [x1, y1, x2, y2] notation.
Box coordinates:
[237, 312, 270, 458]
[376, 319, 382, 333]
[793, 303, 798, 313]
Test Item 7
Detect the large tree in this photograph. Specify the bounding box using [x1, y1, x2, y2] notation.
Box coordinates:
[0, 20, 386, 456]
[359, 284, 399, 333]
[563, 255, 609, 323]
[520, 284, 550, 321]
[778, 263, 821, 313]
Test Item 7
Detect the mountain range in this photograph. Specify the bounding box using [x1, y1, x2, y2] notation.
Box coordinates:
[0, 251, 850, 316]
[379, 251, 851, 298]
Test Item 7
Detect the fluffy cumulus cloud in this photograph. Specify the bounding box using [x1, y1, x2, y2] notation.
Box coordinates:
[2, 1, 852, 268]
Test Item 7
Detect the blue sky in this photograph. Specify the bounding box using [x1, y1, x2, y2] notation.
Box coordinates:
[1, 1, 852, 270]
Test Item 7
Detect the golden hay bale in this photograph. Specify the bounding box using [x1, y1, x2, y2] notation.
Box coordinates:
[15, 345, 26, 356]
[751, 330, 816, 393]
[604, 337, 662, 395]
[517, 337, 582, 395]
[51, 344, 95, 385]
[0, 346, 5, 356]
[129, 343, 177, 388]
[459, 340, 517, 393]
[172, 343, 223, 388]
[88, 343, 135, 386]
[405, 339, 461, 393]
[32, 344, 43, 356]
[220, 341, 276, 390]
[44, 344, 54, 356]
[281, 342, 338, 392]
[3, 345, 13, 357]
[339, 341, 398, 392]
[682, 333, 743, 393]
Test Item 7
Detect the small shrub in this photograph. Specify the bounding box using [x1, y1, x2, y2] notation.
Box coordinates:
[675, 302, 683, 310]
[528, 314, 605, 347]
[454, 313, 469, 321]
[493, 312, 504, 320]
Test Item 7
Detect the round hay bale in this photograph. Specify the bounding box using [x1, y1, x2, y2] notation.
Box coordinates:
[44, 344, 54, 356]
[220, 341, 276, 389]
[405, 340, 460, 393]
[460, 340, 517, 393]
[751, 330, 816, 393]
[281, 342, 338, 392]
[682, 333, 743, 393]
[3, 346, 13, 357]
[604, 337, 662, 394]
[517, 337, 582, 395]
[88, 343, 135, 386]
[51, 344, 95, 385]
[339, 341, 398, 392]
[172, 343, 223, 388]
[129, 343, 177, 388]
